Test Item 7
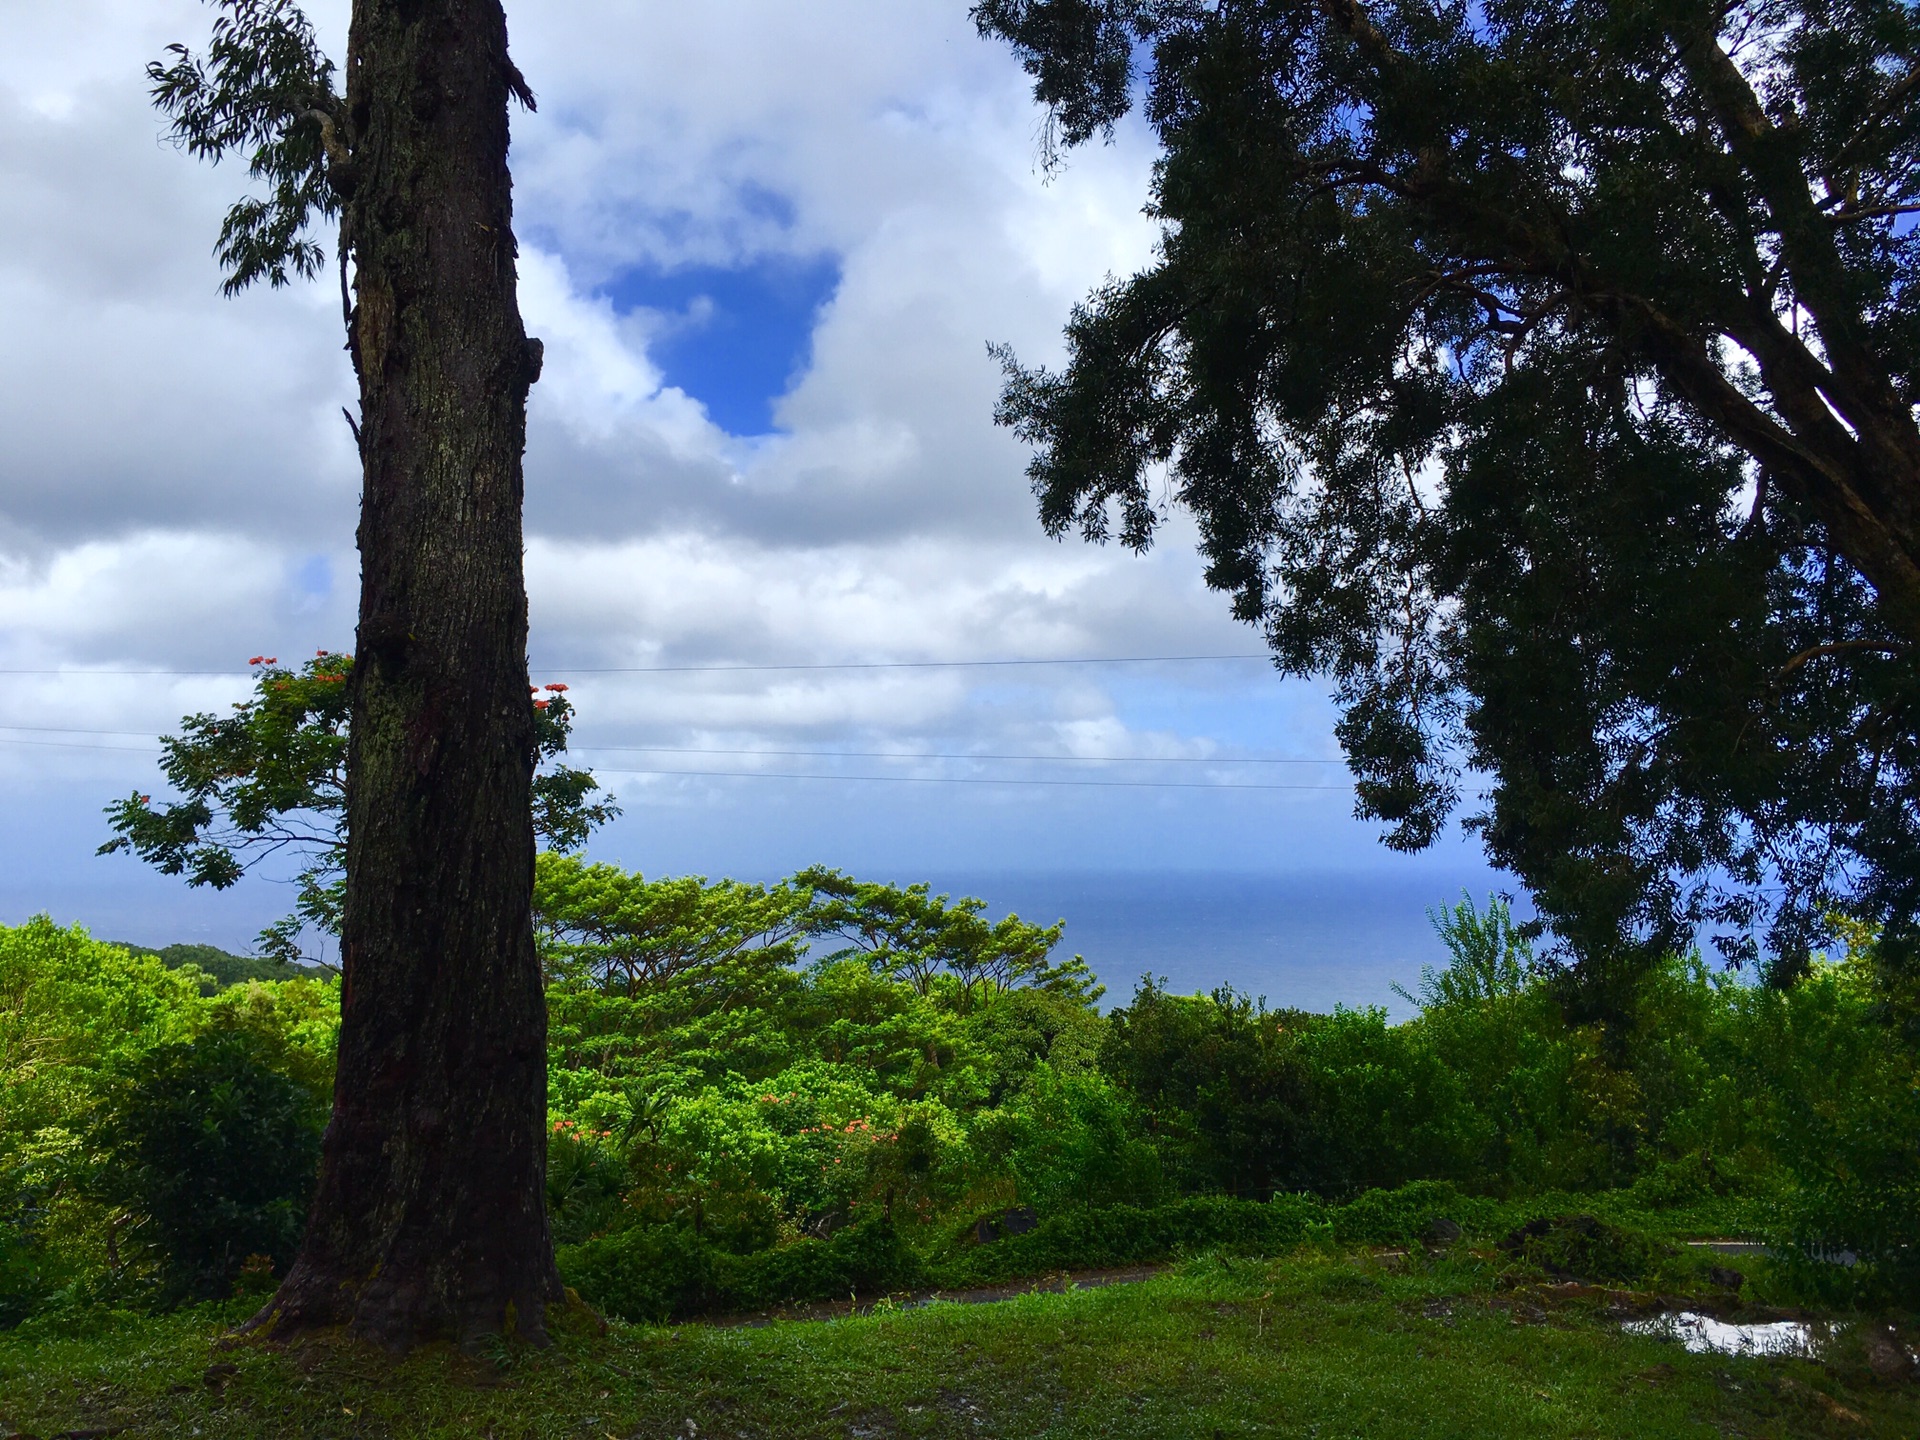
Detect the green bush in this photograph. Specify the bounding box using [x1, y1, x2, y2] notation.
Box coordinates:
[1497, 1214, 1673, 1285]
[87, 1029, 326, 1307]
[0, 1185, 55, 1329]
[546, 1121, 629, 1248]
[559, 1216, 921, 1322]
[991, 1065, 1163, 1211]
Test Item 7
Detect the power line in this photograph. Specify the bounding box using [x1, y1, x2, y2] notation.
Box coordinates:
[0, 724, 167, 738]
[571, 743, 1338, 765]
[0, 736, 162, 752]
[545, 654, 1272, 674]
[0, 652, 1273, 679]
[591, 766, 1348, 792]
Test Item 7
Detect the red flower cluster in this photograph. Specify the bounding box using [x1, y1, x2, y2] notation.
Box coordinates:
[544, 683, 569, 693]
[247, 655, 278, 666]
[533, 699, 550, 710]
[797, 1118, 885, 1137]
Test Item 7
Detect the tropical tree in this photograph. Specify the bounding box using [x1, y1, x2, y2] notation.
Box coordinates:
[149, 0, 560, 1344]
[798, 867, 1100, 1012]
[975, 0, 1920, 1001]
[100, 655, 616, 966]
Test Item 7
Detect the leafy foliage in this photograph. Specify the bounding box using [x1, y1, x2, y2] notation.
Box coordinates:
[0, 919, 338, 1323]
[86, 1030, 327, 1307]
[976, 0, 1920, 989]
[148, 0, 342, 294]
[1395, 893, 1531, 1011]
[799, 867, 1101, 1012]
[100, 655, 616, 964]
[110, 942, 311, 995]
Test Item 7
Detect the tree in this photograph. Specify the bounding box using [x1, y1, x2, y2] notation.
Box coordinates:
[797, 868, 1100, 1012]
[149, 0, 561, 1345]
[976, 0, 1920, 998]
[531, 855, 1101, 1011]
[100, 655, 617, 967]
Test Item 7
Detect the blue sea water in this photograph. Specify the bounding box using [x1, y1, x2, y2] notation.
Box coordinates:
[925, 869, 1503, 1018]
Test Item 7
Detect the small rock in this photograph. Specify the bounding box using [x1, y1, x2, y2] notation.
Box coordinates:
[1864, 1328, 1917, 1383]
[973, 1205, 1039, 1244]
[1423, 1216, 1463, 1246]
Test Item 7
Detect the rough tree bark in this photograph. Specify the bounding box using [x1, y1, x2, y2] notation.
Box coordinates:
[247, 0, 563, 1348]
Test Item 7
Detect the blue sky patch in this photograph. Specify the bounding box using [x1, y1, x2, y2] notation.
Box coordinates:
[603, 253, 841, 436]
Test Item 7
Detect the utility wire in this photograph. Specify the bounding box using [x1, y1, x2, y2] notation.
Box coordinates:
[546, 654, 1272, 674]
[0, 736, 1348, 790]
[591, 766, 1348, 792]
[570, 743, 1338, 765]
[0, 736, 163, 752]
[0, 724, 169, 738]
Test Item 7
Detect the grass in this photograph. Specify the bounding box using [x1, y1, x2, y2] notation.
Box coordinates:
[2, 1246, 1914, 1439]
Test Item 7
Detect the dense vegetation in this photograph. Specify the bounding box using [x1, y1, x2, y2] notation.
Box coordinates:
[4, 871, 1917, 1334]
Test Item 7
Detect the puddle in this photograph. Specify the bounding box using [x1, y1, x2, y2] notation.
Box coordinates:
[1624, 1312, 1817, 1358]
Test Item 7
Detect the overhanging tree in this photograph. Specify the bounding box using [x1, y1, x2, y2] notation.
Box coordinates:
[976, 0, 1920, 998]
[150, 0, 561, 1344]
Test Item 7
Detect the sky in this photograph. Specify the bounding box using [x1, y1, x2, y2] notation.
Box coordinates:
[0, 1, 1503, 998]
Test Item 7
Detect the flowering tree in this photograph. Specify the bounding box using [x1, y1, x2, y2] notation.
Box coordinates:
[101, 655, 616, 966]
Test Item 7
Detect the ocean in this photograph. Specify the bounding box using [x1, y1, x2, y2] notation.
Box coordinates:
[924, 869, 1503, 1017]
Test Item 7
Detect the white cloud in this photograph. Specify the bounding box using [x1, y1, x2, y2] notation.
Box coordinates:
[0, 0, 1459, 934]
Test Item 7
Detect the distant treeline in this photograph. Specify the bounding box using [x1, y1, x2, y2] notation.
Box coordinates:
[107, 942, 320, 994]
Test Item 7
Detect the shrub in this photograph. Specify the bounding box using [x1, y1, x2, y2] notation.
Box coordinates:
[87, 1028, 325, 1307]
[556, 1224, 717, 1323]
[1497, 1214, 1672, 1284]
[559, 1216, 921, 1322]
[545, 1121, 629, 1248]
[992, 1065, 1163, 1211]
[1328, 1180, 1498, 1246]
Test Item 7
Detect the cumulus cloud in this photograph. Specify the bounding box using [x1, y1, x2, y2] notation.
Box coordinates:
[0, 0, 1455, 931]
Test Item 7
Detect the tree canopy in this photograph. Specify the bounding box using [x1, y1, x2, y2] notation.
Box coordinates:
[99, 655, 616, 966]
[976, 0, 1920, 991]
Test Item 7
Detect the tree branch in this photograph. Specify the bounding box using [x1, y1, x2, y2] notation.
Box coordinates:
[1774, 638, 1912, 682]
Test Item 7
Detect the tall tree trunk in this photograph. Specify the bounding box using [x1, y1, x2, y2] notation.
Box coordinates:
[251, 0, 561, 1349]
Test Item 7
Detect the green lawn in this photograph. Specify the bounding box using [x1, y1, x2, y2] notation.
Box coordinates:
[3, 1249, 1912, 1439]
